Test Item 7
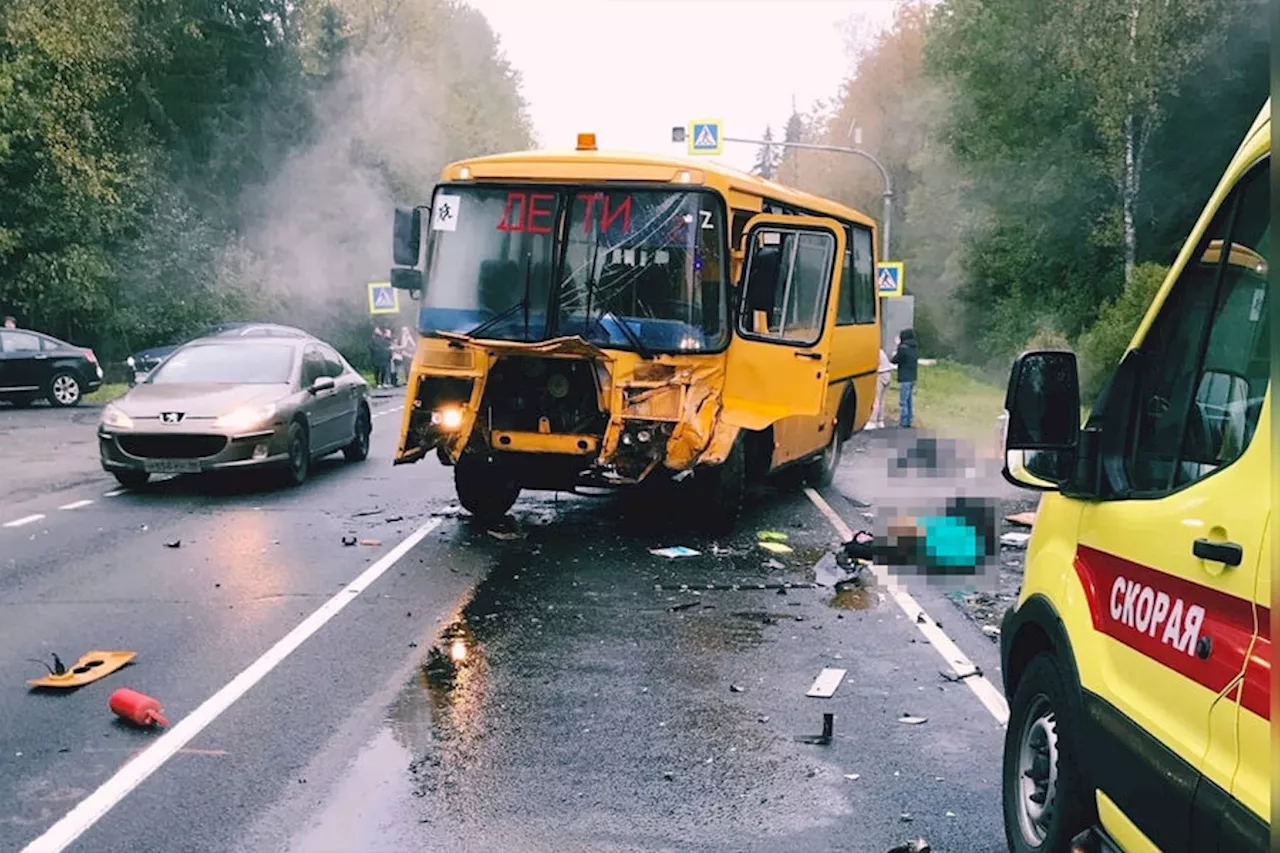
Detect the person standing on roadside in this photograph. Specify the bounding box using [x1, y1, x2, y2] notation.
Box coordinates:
[395, 326, 415, 385]
[868, 346, 893, 429]
[890, 328, 918, 428]
[370, 326, 392, 388]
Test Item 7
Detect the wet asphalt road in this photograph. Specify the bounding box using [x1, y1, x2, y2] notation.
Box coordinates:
[0, 398, 1012, 853]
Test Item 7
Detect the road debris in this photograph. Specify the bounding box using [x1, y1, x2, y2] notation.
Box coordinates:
[385, 515, 404, 523]
[795, 712, 834, 745]
[662, 770, 675, 781]
[764, 558, 786, 570]
[487, 529, 524, 541]
[805, 667, 847, 698]
[668, 601, 701, 613]
[885, 839, 931, 853]
[757, 530, 789, 542]
[341, 535, 357, 546]
[163, 540, 181, 549]
[108, 687, 168, 728]
[729, 683, 745, 693]
[900, 812, 914, 822]
[359, 539, 382, 547]
[982, 625, 1001, 638]
[1005, 511, 1037, 527]
[1000, 531, 1031, 548]
[650, 546, 701, 559]
[940, 666, 984, 683]
[28, 650, 136, 689]
[758, 541, 793, 554]
[843, 773, 860, 780]
[897, 714, 928, 725]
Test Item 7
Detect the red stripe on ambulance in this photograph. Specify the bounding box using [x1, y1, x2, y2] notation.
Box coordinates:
[1074, 545, 1268, 721]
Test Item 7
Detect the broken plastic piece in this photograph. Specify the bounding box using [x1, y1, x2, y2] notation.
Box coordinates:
[897, 714, 928, 725]
[109, 687, 169, 728]
[487, 529, 524, 541]
[1000, 531, 1031, 548]
[164, 540, 181, 548]
[359, 539, 382, 546]
[650, 546, 700, 559]
[1005, 511, 1037, 527]
[758, 541, 792, 554]
[806, 667, 847, 698]
[29, 650, 136, 689]
[341, 535, 357, 546]
[757, 530, 789, 542]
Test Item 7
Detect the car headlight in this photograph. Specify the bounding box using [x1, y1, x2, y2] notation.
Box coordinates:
[126, 356, 136, 367]
[102, 403, 134, 429]
[213, 403, 277, 432]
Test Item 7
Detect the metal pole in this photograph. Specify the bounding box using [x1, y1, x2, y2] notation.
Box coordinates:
[722, 136, 893, 260]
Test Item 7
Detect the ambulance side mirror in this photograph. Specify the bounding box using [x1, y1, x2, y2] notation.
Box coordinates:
[1002, 350, 1080, 490]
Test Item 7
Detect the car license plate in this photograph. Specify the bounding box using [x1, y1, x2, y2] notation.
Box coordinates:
[143, 459, 202, 474]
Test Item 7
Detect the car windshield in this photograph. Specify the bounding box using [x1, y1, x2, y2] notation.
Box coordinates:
[147, 343, 296, 384]
[418, 186, 728, 353]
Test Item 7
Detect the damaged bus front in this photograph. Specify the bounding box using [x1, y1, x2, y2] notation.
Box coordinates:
[390, 148, 870, 529]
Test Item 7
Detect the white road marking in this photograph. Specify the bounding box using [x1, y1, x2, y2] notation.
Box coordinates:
[59, 500, 94, 511]
[21, 516, 444, 853]
[3, 514, 45, 529]
[804, 487, 1010, 726]
[102, 488, 128, 497]
[372, 405, 404, 419]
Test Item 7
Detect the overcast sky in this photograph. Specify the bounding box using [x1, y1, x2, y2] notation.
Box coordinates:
[461, 0, 900, 173]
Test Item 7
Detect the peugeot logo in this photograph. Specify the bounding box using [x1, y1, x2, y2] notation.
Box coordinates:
[160, 412, 184, 424]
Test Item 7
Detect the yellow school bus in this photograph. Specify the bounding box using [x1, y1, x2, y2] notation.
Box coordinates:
[389, 133, 881, 529]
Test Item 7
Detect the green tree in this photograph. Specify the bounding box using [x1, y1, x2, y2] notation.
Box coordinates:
[751, 125, 780, 179]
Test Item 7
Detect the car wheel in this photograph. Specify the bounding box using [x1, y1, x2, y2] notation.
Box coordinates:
[692, 438, 746, 534]
[454, 453, 519, 521]
[805, 421, 844, 488]
[113, 470, 150, 489]
[47, 371, 82, 407]
[282, 421, 310, 487]
[1003, 653, 1094, 853]
[344, 405, 371, 462]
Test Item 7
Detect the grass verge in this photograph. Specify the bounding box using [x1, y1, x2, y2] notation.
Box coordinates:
[883, 360, 1006, 444]
[85, 383, 130, 404]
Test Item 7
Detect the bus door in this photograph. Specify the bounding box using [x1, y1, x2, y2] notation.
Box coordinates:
[722, 214, 846, 433]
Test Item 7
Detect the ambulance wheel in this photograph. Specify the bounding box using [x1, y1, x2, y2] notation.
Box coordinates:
[693, 439, 745, 534]
[1002, 653, 1093, 853]
[455, 453, 519, 521]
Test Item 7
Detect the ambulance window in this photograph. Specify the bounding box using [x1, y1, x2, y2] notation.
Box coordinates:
[1127, 159, 1269, 493]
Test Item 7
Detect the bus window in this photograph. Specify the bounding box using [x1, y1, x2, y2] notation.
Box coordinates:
[851, 225, 876, 324]
[740, 229, 836, 345]
[835, 247, 856, 325]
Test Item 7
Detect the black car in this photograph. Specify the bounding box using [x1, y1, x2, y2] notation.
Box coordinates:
[126, 322, 312, 385]
[0, 328, 104, 407]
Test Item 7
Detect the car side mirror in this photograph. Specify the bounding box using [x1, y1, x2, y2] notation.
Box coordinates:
[309, 375, 336, 394]
[392, 207, 422, 267]
[1002, 350, 1080, 489]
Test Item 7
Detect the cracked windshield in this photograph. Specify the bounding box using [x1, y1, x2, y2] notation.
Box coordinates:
[0, 0, 1269, 852]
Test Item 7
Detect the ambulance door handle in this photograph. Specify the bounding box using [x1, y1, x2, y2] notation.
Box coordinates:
[1193, 538, 1242, 567]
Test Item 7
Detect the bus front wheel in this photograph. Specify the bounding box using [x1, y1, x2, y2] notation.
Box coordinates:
[455, 453, 520, 521]
[692, 439, 745, 533]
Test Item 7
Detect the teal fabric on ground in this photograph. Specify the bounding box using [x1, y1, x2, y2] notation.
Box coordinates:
[917, 515, 982, 567]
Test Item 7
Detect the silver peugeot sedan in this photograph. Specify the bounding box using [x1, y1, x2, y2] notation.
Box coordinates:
[99, 335, 371, 488]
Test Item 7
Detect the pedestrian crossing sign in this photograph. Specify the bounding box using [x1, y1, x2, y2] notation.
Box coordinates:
[687, 119, 723, 155]
[876, 262, 904, 297]
[368, 281, 400, 315]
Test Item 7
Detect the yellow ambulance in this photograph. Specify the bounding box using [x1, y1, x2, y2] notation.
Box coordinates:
[998, 99, 1270, 852]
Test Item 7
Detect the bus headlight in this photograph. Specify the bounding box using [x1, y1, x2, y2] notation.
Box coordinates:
[431, 407, 464, 429]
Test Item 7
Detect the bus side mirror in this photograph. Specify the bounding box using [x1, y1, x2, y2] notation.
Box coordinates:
[393, 207, 421, 267]
[391, 267, 423, 293]
[1003, 350, 1080, 489]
